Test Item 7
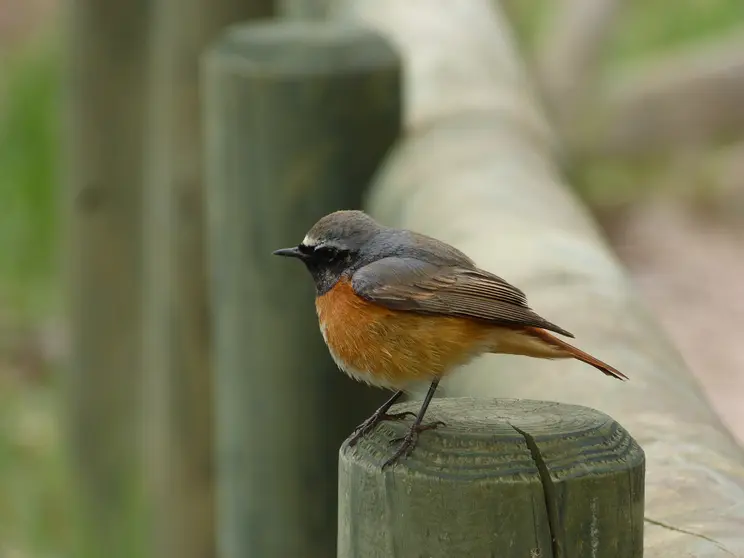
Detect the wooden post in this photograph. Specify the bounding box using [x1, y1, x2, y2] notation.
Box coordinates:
[279, 0, 328, 18]
[63, 1, 150, 557]
[339, 398, 645, 558]
[203, 21, 401, 558]
[142, 1, 273, 558]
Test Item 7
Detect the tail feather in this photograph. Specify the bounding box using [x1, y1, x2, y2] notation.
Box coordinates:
[527, 327, 628, 381]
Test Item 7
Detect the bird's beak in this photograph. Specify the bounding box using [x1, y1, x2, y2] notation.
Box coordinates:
[272, 246, 303, 259]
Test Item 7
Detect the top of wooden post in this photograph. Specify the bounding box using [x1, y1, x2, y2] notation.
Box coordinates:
[345, 396, 643, 476]
[338, 397, 644, 558]
[207, 20, 398, 76]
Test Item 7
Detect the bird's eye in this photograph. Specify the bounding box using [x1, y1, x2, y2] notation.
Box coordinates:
[314, 244, 346, 261]
[314, 245, 335, 257]
[298, 242, 347, 261]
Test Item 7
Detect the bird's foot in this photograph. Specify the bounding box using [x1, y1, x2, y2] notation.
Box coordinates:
[347, 410, 415, 448]
[382, 420, 446, 469]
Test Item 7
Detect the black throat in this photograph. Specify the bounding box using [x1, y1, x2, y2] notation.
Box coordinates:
[299, 245, 357, 296]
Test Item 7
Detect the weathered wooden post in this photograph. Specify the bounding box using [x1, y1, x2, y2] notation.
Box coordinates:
[280, 0, 328, 19]
[203, 20, 401, 557]
[142, 1, 273, 558]
[64, 0, 150, 556]
[338, 398, 645, 557]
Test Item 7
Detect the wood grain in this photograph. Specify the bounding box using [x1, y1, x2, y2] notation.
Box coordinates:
[338, 397, 645, 558]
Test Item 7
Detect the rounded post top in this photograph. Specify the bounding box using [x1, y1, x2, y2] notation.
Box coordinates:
[205, 20, 400, 76]
[338, 397, 645, 557]
[343, 397, 644, 477]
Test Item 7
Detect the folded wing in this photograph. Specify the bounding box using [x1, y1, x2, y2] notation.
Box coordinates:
[351, 257, 574, 338]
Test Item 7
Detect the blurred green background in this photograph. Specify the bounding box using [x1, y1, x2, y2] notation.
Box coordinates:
[1, 0, 743, 556]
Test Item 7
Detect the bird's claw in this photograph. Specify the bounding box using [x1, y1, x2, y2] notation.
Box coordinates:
[386, 411, 417, 421]
[387, 420, 446, 445]
[382, 420, 446, 469]
[347, 411, 416, 447]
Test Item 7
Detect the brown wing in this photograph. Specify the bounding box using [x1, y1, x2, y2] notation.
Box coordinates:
[351, 257, 574, 337]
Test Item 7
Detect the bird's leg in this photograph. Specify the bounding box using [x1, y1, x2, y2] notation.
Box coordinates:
[382, 378, 446, 469]
[347, 389, 414, 447]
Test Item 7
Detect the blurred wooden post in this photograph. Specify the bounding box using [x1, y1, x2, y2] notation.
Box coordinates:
[64, 1, 150, 557]
[329, 0, 744, 555]
[142, 1, 272, 558]
[279, 0, 328, 18]
[203, 21, 401, 557]
[339, 398, 645, 558]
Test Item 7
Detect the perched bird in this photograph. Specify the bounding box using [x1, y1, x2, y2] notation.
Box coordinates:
[273, 210, 627, 468]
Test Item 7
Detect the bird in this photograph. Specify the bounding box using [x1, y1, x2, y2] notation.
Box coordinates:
[273, 209, 627, 469]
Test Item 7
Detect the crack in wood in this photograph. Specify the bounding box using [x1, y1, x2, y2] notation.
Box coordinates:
[511, 423, 562, 558]
[644, 517, 736, 556]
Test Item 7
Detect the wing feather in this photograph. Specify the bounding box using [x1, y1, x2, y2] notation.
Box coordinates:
[351, 257, 574, 337]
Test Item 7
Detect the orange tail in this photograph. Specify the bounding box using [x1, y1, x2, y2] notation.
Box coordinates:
[527, 327, 628, 381]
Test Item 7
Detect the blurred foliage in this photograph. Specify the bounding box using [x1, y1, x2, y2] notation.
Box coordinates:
[509, 0, 744, 212]
[0, 24, 68, 558]
[610, 0, 744, 66]
[0, 1, 743, 556]
[0, 374, 73, 558]
[510, 0, 744, 63]
[0, 32, 60, 320]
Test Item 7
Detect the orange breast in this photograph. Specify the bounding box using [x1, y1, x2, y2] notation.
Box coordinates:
[315, 279, 493, 390]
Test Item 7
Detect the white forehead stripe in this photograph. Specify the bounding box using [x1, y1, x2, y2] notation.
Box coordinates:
[302, 234, 318, 246]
